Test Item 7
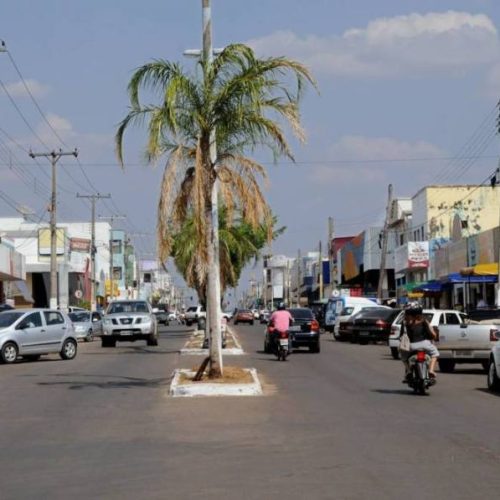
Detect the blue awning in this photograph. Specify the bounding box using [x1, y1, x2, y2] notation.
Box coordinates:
[413, 281, 442, 293]
[441, 273, 497, 284]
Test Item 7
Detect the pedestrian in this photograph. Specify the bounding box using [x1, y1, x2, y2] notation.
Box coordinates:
[477, 296, 487, 308]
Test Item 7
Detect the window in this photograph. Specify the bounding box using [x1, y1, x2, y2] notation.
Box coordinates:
[113, 267, 122, 280]
[399, 233, 404, 245]
[445, 313, 461, 325]
[459, 314, 468, 324]
[143, 273, 152, 283]
[111, 239, 122, 254]
[18, 312, 42, 329]
[438, 314, 445, 325]
[44, 311, 64, 325]
[92, 312, 101, 322]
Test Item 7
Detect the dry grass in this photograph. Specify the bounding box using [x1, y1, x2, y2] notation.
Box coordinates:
[179, 366, 253, 384]
[184, 330, 239, 350]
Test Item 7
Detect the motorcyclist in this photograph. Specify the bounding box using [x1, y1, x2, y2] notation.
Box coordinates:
[269, 302, 294, 353]
[400, 304, 439, 380]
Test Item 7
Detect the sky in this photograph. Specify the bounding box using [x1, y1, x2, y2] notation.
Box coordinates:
[1, 0, 500, 298]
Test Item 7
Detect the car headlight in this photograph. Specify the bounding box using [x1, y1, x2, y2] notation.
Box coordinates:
[103, 318, 112, 325]
[141, 315, 152, 323]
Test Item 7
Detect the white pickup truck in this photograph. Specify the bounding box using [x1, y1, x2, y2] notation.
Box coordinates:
[389, 309, 500, 372]
[436, 319, 500, 372]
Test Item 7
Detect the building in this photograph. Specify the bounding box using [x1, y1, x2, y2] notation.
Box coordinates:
[0, 236, 27, 305]
[263, 254, 295, 308]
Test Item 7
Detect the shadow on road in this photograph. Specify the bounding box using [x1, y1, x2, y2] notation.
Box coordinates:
[371, 389, 416, 396]
[85, 346, 179, 355]
[475, 388, 500, 397]
[37, 373, 171, 390]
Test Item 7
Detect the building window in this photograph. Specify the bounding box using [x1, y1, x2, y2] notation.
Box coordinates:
[111, 240, 122, 254]
[399, 233, 404, 245]
[113, 267, 122, 280]
[143, 272, 152, 283]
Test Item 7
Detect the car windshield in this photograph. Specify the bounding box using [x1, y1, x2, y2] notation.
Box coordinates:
[290, 308, 314, 319]
[186, 307, 197, 312]
[107, 302, 149, 314]
[0, 311, 24, 328]
[69, 312, 90, 322]
[239, 310, 251, 314]
[340, 307, 354, 316]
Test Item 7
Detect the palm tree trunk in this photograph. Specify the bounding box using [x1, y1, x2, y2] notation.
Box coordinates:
[206, 185, 223, 377]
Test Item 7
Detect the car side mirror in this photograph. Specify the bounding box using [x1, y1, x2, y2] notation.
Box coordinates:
[460, 323, 468, 328]
[495, 331, 500, 341]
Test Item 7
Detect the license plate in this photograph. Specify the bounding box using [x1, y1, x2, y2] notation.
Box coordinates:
[120, 331, 133, 336]
[359, 331, 370, 336]
[289, 326, 301, 332]
[454, 350, 471, 357]
[279, 339, 289, 346]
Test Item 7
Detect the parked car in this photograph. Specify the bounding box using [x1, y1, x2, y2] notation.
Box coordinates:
[389, 309, 466, 360]
[69, 310, 103, 342]
[487, 331, 500, 392]
[251, 309, 260, 319]
[325, 296, 379, 333]
[0, 303, 14, 312]
[68, 306, 87, 313]
[0, 308, 78, 364]
[264, 307, 320, 353]
[351, 308, 401, 345]
[222, 310, 233, 321]
[234, 309, 254, 325]
[184, 305, 206, 326]
[101, 300, 158, 347]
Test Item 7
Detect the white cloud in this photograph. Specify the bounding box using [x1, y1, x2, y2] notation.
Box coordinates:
[310, 135, 445, 185]
[248, 11, 499, 78]
[3, 79, 50, 98]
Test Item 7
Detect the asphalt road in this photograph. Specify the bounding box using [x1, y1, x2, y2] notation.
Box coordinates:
[1, 322, 500, 500]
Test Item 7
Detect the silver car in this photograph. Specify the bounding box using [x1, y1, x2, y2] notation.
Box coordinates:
[101, 300, 158, 348]
[0, 308, 78, 364]
[69, 310, 103, 342]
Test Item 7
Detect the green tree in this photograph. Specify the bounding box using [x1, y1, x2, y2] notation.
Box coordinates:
[116, 44, 315, 377]
[171, 209, 285, 303]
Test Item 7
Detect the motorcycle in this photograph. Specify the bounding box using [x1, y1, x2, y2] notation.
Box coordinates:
[274, 330, 290, 361]
[406, 350, 435, 395]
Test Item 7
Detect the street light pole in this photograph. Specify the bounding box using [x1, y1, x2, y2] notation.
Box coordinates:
[29, 148, 78, 309]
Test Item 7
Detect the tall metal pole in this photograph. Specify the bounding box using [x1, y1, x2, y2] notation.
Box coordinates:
[318, 240, 323, 301]
[377, 184, 393, 301]
[328, 217, 334, 290]
[29, 149, 78, 309]
[77, 193, 111, 310]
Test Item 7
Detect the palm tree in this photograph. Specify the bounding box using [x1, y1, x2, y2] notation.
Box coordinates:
[171, 208, 285, 301]
[116, 43, 315, 377]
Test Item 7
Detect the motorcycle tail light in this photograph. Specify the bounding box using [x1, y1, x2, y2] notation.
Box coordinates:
[311, 319, 320, 332]
[280, 331, 289, 339]
[416, 351, 426, 362]
[490, 329, 499, 341]
[267, 326, 275, 334]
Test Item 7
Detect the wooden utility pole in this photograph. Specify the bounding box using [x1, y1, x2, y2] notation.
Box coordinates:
[29, 148, 78, 309]
[377, 184, 393, 301]
[77, 193, 111, 310]
[297, 249, 302, 306]
[318, 240, 323, 301]
[99, 215, 126, 300]
[328, 217, 334, 289]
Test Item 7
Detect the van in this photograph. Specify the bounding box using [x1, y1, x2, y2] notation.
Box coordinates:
[324, 296, 379, 335]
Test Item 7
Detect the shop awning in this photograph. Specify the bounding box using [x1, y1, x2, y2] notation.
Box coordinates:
[413, 281, 443, 293]
[11, 281, 34, 303]
[442, 272, 497, 284]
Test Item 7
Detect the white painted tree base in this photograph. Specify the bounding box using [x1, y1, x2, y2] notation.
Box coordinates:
[180, 327, 244, 356]
[169, 368, 263, 397]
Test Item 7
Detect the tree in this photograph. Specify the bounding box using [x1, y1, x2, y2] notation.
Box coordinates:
[116, 44, 315, 377]
[170, 208, 285, 302]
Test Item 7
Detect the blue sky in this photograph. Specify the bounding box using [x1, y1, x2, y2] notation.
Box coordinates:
[1, 1, 500, 294]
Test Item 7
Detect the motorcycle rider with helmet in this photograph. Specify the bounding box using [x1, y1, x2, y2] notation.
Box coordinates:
[269, 302, 294, 354]
[401, 303, 439, 380]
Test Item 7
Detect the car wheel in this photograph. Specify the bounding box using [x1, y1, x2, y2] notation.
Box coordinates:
[147, 335, 159, 346]
[101, 338, 116, 348]
[60, 339, 77, 360]
[85, 330, 94, 342]
[438, 359, 455, 373]
[24, 354, 41, 361]
[234, 321, 238, 325]
[1, 342, 18, 364]
[390, 347, 400, 360]
[250, 321, 254, 326]
[487, 358, 500, 392]
[481, 360, 489, 372]
[358, 338, 368, 345]
[186, 320, 192, 326]
[309, 342, 320, 353]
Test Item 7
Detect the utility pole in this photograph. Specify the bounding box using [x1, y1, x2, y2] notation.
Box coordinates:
[377, 184, 393, 302]
[77, 193, 111, 311]
[29, 148, 78, 309]
[297, 249, 302, 306]
[328, 217, 334, 290]
[318, 240, 323, 301]
[99, 214, 126, 301]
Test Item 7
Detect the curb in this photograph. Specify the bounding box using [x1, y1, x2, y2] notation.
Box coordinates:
[169, 368, 263, 397]
[180, 327, 244, 356]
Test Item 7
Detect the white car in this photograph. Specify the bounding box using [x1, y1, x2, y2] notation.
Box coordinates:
[388, 309, 467, 360]
[184, 305, 206, 326]
[487, 332, 500, 392]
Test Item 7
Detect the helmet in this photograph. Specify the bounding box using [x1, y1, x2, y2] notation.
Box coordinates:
[277, 302, 286, 310]
[404, 301, 422, 316]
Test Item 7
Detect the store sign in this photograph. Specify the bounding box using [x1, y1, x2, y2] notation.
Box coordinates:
[408, 242, 429, 269]
[70, 238, 91, 253]
[38, 228, 65, 256]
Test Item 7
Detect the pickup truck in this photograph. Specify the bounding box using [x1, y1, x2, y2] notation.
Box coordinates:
[436, 319, 500, 372]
